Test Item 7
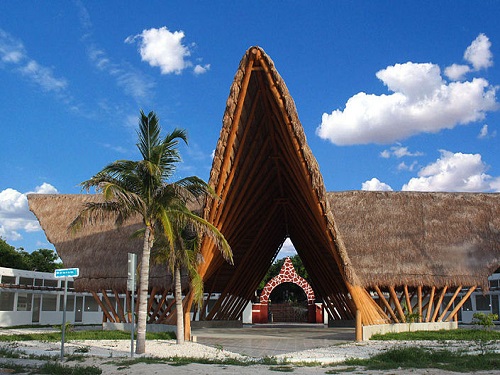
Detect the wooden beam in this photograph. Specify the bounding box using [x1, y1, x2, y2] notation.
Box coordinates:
[445, 286, 476, 322]
[91, 291, 114, 323]
[374, 286, 399, 323]
[403, 285, 412, 314]
[149, 290, 169, 324]
[437, 286, 462, 322]
[417, 286, 422, 322]
[425, 286, 436, 322]
[101, 290, 120, 322]
[431, 286, 448, 322]
[114, 289, 126, 323]
[389, 286, 406, 322]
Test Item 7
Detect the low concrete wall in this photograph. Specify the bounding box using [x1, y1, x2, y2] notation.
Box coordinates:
[102, 322, 176, 333]
[362, 321, 458, 340]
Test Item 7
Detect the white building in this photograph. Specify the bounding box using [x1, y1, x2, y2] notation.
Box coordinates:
[0, 267, 102, 327]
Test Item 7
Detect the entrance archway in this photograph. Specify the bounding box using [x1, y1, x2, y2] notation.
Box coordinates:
[253, 257, 322, 323]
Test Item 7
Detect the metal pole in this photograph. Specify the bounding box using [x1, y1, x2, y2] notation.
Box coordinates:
[130, 288, 135, 357]
[60, 277, 68, 361]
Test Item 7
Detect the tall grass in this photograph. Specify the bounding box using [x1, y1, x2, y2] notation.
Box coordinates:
[370, 329, 500, 341]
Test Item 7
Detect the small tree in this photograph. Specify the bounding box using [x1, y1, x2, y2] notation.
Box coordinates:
[473, 312, 499, 331]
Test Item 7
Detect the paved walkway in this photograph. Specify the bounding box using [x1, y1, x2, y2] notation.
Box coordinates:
[191, 323, 355, 357]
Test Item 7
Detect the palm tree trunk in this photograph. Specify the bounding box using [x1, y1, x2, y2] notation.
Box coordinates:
[136, 226, 153, 354]
[174, 266, 184, 344]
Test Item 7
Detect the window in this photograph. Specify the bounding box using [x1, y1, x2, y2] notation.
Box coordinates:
[44, 280, 58, 288]
[489, 280, 499, 289]
[17, 293, 33, 311]
[84, 296, 99, 312]
[475, 295, 491, 311]
[1, 276, 16, 285]
[0, 292, 15, 311]
[41, 294, 57, 311]
[34, 279, 43, 287]
[19, 277, 33, 286]
[460, 295, 473, 311]
[59, 295, 75, 311]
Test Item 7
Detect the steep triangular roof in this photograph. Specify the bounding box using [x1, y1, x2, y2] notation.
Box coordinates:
[198, 47, 361, 321]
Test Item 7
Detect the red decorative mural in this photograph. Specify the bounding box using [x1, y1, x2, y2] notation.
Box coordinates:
[260, 257, 315, 304]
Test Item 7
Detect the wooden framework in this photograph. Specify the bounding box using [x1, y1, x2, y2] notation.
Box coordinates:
[27, 46, 500, 342]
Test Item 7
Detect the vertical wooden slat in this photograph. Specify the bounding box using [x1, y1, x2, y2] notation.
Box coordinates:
[417, 286, 422, 322]
[101, 290, 120, 322]
[114, 289, 126, 323]
[425, 286, 436, 322]
[403, 285, 412, 314]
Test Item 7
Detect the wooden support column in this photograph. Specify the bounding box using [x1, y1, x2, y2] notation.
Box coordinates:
[403, 285, 412, 314]
[445, 286, 476, 322]
[114, 290, 126, 323]
[91, 291, 115, 323]
[425, 286, 436, 322]
[437, 286, 462, 322]
[389, 286, 406, 322]
[431, 286, 448, 322]
[355, 310, 362, 342]
[374, 286, 399, 323]
[417, 286, 422, 322]
[101, 290, 120, 322]
[149, 290, 169, 324]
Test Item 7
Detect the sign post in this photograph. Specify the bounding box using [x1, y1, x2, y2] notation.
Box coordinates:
[54, 268, 79, 361]
[127, 253, 137, 357]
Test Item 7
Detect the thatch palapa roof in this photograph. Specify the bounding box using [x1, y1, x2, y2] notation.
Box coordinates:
[28, 46, 500, 323]
[28, 194, 186, 292]
[329, 191, 500, 291]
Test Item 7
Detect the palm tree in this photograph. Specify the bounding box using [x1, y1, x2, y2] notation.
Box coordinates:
[153, 210, 231, 344]
[70, 110, 230, 353]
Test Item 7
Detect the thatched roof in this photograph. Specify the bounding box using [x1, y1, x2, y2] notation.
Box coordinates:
[329, 191, 500, 290]
[28, 47, 500, 313]
[28, 194, 186, 292]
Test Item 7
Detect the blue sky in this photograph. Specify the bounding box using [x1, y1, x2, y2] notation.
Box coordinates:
[0, 1, 499, 257]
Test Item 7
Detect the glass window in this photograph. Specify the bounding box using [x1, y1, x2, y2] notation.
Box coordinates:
[59, 295, 75, 311]
[67, 281, 74, 289]
[475, 295, 491, 311]
[44, 280, 58, 288]
[19, 277, 33, 286]
[1, 276, 16, 284]
[17, 293, 33, 311]
[84, 296, 99, 312]
[34, 278, 43, 286]
[489, 280, 499, 289]
[41, 294, 57, 311]
[0, 292, 15, 311]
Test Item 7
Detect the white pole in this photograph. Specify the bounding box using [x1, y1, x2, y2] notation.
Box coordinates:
[60, 277, 68, 361]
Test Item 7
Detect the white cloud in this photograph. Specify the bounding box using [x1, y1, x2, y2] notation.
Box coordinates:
[444, 64, 470, 81]
[397, 161, 418, 172]
[402, 150, 499, 192]
[464, 33, 493, 71]
[381, 145, 423, 159]
[194, 63, 210, 75]
[0, 28, 68, 93]
[477, 124, 496, 139]
[361, 178, 393, 191]
[0, 183, 58, 241]
[317, 34, 498, 145]
[127, 27, 192, 75]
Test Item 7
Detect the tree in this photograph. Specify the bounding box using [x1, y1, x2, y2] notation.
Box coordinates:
[29, 249, 62, 273]
[153, 212, 231, 344]
[70, 110, 229, 354]
[0, 238, 30, 269]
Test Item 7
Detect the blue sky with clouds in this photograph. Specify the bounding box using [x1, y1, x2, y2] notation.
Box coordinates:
[1, 1, 499, 257]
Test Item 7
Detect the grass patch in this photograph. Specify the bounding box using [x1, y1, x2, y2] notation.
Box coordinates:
[0, 330, 175, 342]
[342, 347, 500, 372]
[269, 365, 294, 372]
[35, 361, 102, 374]
[370, 328, 500, 341]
